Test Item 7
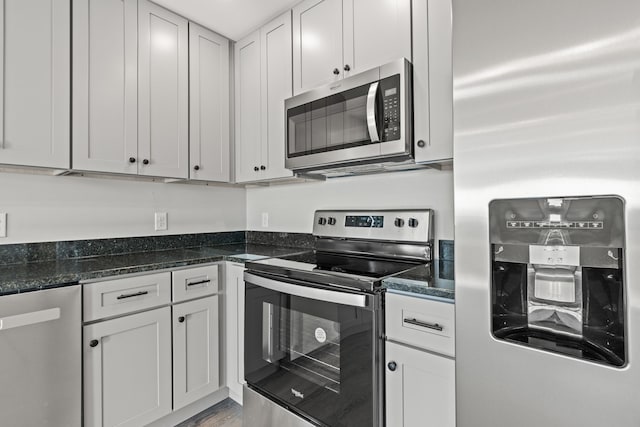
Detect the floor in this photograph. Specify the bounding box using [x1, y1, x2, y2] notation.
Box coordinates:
[177, 398, 243, 427]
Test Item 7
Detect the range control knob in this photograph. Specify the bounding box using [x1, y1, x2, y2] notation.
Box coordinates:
[318, 217, 327, 225]
[394, 218, 405, 227]
[328, 217, 337, 226]
[408, 218, 419, 228]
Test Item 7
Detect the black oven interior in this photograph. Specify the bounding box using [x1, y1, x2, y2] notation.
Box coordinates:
[244, 281, 378, 427]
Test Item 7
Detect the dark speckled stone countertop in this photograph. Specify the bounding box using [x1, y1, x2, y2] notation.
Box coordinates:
[382, 260, 455, 302]
[0, 243, 306, 296]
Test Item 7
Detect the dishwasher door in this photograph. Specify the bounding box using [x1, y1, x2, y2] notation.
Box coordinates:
[0, 285, 81, 426]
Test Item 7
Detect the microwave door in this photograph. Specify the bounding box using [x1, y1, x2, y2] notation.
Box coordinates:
[366, 82, 381, 143]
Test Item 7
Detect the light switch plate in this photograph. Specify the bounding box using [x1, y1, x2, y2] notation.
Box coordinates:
[261, 212, 269, 228]
[0, 213, 6, 237]
[155, 212, 168, 231]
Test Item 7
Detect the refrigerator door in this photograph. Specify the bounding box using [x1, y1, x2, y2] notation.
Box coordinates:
[453, 1, 640, 426]
[0, 285, 81, 426]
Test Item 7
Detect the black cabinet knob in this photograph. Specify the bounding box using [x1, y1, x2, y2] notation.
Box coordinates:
[394, 218, 405, 227]
[178, 316, 185, 323]
[89, 339, 99, 348]
[142, 159, 149, 165]
[343, 64, 350, 72]
[194, 165, 200, 171]
[129, 157, 136, 163]
[260, 165, 266, 170]
[254, 166, 259, 172]
[388, 361, 397, 372]
[417, 140, 426, 148]
[333, 68, 340, 75]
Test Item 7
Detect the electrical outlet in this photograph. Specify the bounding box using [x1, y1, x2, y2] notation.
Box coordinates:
[155, 212, 168, 231]
[261, 212, 269, 228]
[0, 213, 6, 238]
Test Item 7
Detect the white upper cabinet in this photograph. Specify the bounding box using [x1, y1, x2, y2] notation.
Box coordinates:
[0, 0, 70, 169]
[138, 0, 189, 179]
[346, 0, 412, 76]
[412, 0, 453, 163]
[292, 0, 343, 93]
[189, 23, 230, 182]
[293, 0, 411, 95]
[260, 11, 294, 181]
[73, 0, 138, 174]
[234, 11, 294, 183]
[234, 31, 262, 183]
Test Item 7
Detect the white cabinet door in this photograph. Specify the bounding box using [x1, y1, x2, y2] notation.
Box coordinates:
[412, 0, 453, 164]
[260, 11, 294, 181]
[138, 0, 189, 179]
[173, 296, 220, 410]
[234, 32, 263, 183]
[72, 0, 138, 174]
[84, 307, 172, 427]
[344, 0, 411, 77]
[0, 0, 70, 169]
[386, 341, 456, 427]
[292, 0, 343, 95]
[224, 262, 245, 403]
[189, 23, 230, 182]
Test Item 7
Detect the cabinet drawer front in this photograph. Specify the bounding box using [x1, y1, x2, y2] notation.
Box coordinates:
[386, 292, 455, 357]
[83, 272, 171, 322]
[172, 264, 219, 302]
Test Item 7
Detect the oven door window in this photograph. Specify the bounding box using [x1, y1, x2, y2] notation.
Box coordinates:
[245, 281, 375, 427]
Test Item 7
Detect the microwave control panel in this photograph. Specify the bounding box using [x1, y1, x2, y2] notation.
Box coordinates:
[381, 74, 401, 141]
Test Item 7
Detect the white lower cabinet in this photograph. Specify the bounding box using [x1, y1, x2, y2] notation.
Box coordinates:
[385, 341, 455, 427]
[173, 295, 220, 410]
[385, 292, 456, 427]
[224, 262, 245, 402]
[84, 307, 172, 427]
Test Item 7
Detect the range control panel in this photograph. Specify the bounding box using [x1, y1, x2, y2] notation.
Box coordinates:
[313, 209, 433, 243]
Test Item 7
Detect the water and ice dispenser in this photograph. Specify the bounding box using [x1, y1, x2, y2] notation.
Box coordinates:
[490, 196, 626, 367]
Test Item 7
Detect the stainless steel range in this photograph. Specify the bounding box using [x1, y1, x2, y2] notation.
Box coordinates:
[243, 209, 433, 427]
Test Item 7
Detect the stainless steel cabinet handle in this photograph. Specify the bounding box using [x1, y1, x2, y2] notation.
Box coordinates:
[403, 317, 443, 331]
[186, 279, 211, 287]
[366, 82, 380, 142]
[116, 290, 149, 300]
[0, 307, 60, 331]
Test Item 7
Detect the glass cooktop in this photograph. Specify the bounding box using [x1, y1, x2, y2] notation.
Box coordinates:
[246, 251, 421, 292]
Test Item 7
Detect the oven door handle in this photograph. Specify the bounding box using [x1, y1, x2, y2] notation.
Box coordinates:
[244, 272, 369, 308]
[366, 82, 380, 143]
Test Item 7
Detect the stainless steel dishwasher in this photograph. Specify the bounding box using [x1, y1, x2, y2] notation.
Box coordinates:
[0, 285, 81, 426]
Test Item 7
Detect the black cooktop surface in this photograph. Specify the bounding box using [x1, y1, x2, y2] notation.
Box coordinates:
[246, 250, 422, 292]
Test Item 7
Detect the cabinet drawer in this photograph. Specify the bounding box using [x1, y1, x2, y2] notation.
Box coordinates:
[171, 264, 219, 302]
[385, 292, 455, 357]
[83, 272, 171, 322]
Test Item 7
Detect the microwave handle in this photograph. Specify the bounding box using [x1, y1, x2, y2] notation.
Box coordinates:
[366, 82, 380, 142]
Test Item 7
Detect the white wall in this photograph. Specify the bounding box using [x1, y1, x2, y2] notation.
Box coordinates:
[0, 172, 246, 244]
[246, 168, 454, 255]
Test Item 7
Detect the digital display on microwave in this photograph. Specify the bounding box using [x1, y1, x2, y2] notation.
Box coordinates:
[345, 216, 384, 228]
[384, 88, 397, 97]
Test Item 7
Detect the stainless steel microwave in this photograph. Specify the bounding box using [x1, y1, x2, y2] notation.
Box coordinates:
[285, 59, 413, 174]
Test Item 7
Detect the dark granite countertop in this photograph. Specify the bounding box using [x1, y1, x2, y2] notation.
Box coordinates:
[382, 260, 455, 302]
[0, 243, 306, 296]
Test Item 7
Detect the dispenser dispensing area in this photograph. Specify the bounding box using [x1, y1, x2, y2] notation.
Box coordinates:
[489, 196, 626, 367]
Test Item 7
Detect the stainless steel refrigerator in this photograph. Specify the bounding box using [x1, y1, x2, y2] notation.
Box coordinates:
[453, 1, 640, 425]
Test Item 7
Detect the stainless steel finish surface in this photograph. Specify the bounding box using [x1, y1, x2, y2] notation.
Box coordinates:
[454, 1, 640, 425]
[313, 209, 433, 245]
[243, 385, 316, 427]
[244, 272, 370, 308]
[314, 238, 432, 262]
[0, 285, 81, 426]
[366, 82, 380, 142]
[285, 59, 412, 173]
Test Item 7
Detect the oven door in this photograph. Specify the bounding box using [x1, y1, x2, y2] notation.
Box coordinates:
[244, 272, 381, 427]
